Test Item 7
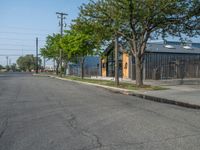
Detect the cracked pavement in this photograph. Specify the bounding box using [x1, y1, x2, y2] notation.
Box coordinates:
[1, 72, 200, 150]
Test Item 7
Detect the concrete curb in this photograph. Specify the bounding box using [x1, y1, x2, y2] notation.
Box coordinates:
[33, 74, 200, 110]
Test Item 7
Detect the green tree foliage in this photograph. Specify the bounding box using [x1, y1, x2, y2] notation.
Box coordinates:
[40, 34, 63, 75]
[17, 55, 41, 72]
[78, 0, 200, 86]
[41, 30, 98, 78]
[61, 29, 98, 78]
[72, 18, 111, 53]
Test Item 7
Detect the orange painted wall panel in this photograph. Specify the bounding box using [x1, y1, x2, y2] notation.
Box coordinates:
[101, 59, 107, 77]
[122, 53, 129, 79]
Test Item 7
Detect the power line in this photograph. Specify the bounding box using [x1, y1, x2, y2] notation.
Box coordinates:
[0, 37, 46, 41]
[0, 54, 22, 56]
[0, 31, 48, 36]
[0, 49, 35, 51]
[1, 26, 55, 32]
[0, 44, 35, 47]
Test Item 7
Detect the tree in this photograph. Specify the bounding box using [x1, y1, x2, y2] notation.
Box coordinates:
[0, 65, 3, 70]
[11, 63, 17, 72]
[60, 31, 75, 75]
[5, 65, 10, 72]
[17, 55, 41, 72]
[40, 34, 63, 75]
[78, 0, 200, 86]
[61, 29, 98, 79]
[73, 12, 119, 81]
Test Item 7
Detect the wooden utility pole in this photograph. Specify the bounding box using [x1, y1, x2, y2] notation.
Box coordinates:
[6, 56, 8, 67]
[56, 12, 67, 77]
[43, 57, 45, 71]
[36, 37, 39, 74]
[115, 35, 119, 86]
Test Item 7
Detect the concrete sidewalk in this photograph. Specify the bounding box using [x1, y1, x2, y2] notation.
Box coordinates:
[91, 76, 200, 86]
[91, 76, 200, 108]
[34, 74, 200, 109]
[142, 85, 200, 107]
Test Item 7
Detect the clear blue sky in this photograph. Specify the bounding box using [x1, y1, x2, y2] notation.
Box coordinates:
[0, 0, 199, 66]
[0, 0, 89, 66]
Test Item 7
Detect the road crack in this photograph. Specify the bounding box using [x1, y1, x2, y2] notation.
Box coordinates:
[64, 113, 103, 150]
[0, 118, 8, 140]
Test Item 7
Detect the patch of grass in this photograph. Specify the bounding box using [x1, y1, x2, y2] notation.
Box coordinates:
[63, 76, 167, 91]
[40, 72, 55, 75]
[150, 86, 168, 90]
[39, 73, 167, 91]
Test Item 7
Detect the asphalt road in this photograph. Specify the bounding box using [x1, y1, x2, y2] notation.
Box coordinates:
[1, 72, 200, 150]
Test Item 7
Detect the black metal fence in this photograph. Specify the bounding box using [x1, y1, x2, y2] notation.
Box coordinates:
[67, 65, 100, 77]
[145, 60, 200, 80]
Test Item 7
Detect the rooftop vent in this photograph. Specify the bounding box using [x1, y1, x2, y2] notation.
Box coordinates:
[164, 45, 175, 49]
[183, 45, 193, 50]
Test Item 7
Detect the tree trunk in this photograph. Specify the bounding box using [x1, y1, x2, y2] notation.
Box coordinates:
[115, 35, 119, 86]
[59, 49, 63, 77]
[81, 57, 85, 79]
[56, 60, 60, 75]
[64, 61, 68, 76]
[135, 55, 143, 86]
